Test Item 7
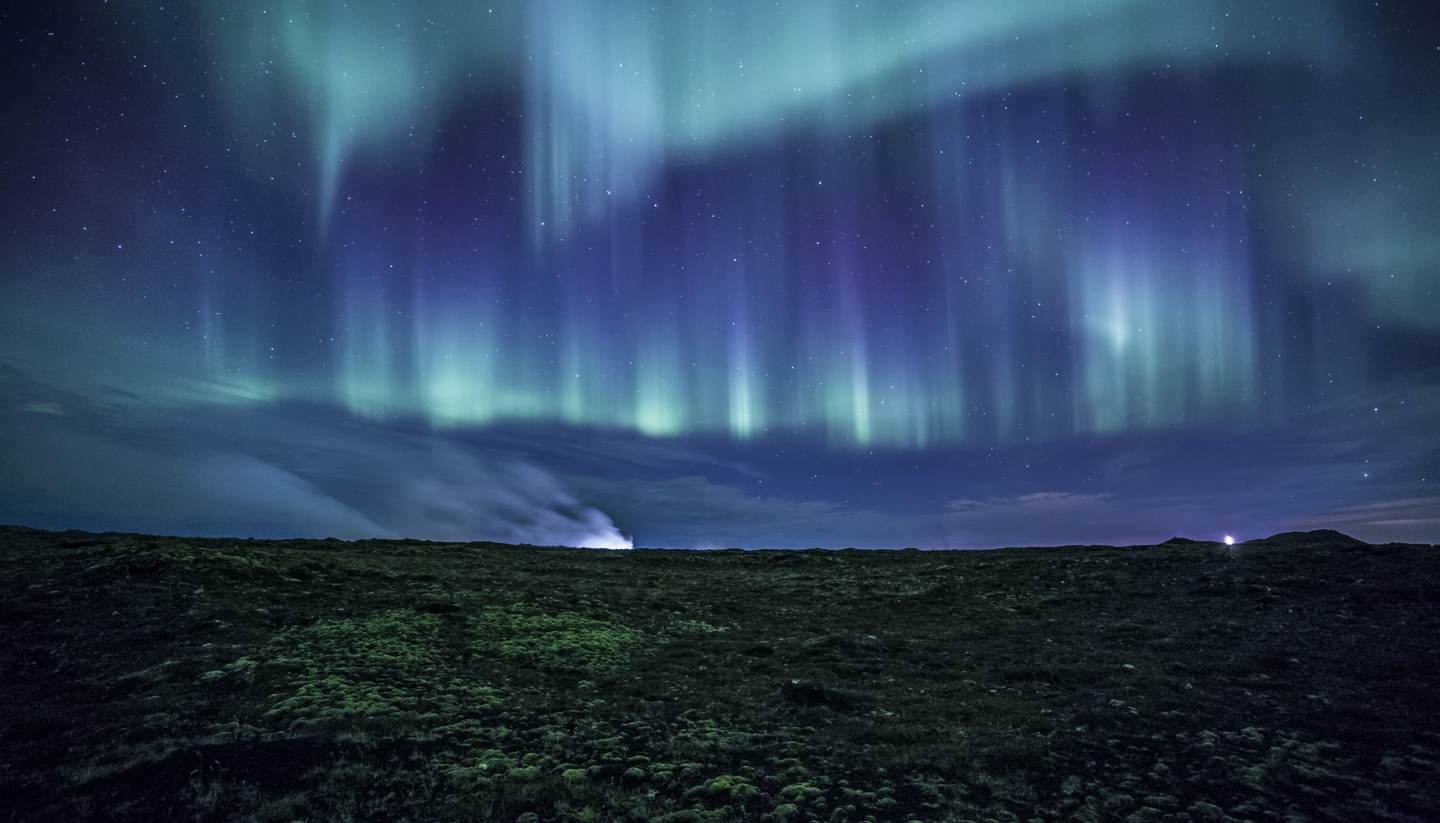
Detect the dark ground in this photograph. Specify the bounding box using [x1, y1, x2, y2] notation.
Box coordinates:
[1, 526, 1438, 822]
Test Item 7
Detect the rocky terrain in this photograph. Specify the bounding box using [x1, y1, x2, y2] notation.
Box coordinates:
[1, 526, 1437, 821]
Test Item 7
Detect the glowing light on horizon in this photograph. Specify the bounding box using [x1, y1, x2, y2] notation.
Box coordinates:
[579, 534, 635, 550]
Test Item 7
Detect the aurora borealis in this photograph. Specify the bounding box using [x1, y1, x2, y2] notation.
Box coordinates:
[3, 2, 1438, 548]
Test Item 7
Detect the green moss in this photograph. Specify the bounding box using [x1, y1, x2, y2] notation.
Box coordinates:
[691, 774, 760, 800]
[668, 618, 728, 635]
[506, 765, 542, 781]
[650, 812, 706, 823]
[779, 782, 823, 800]
[470, 606, 641, 673]
[13, 529, 1440, 822]
[260, 609, 500, 727]
[443, 749, 518, 789]
[198, 657, 259, 685]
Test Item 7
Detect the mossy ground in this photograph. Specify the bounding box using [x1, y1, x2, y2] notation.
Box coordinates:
[1, 526, 1438, 821]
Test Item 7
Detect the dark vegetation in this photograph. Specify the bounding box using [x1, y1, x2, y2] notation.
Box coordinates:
[1, 526, 1438, 821]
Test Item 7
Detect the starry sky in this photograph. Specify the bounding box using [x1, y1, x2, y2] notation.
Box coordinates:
[3, 1, 1439, 548]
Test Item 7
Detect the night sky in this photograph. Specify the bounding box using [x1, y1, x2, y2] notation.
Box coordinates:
[3, 2, 1438, 548]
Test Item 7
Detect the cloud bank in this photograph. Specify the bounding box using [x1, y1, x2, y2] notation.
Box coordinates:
[0, 371, 630, 548]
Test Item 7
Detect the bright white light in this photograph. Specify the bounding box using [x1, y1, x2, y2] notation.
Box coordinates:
[578, 532, 634, 550]
[1223, 535, 1236, 546]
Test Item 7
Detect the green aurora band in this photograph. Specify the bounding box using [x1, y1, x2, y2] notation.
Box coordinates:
[9, 0, 1435, 451]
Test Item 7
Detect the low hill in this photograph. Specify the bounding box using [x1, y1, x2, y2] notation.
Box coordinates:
[1242, 529, 1369, 548]
[1159, 536, 1221, 546]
